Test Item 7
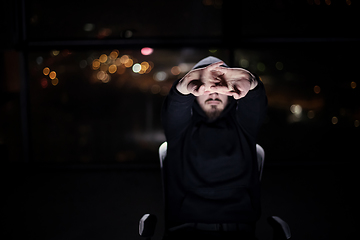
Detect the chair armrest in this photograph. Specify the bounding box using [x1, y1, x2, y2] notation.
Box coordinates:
[139, 214, 157, 239]
[268, 216, 291, 240]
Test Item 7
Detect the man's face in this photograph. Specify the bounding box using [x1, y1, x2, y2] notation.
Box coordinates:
[196, 92, 229, 120]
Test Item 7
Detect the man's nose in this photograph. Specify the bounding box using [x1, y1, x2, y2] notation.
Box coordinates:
[209, 92, 219, 98]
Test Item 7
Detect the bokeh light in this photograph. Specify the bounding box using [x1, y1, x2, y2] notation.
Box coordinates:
[355, 120, 359, 127]
[171, 66, 181, 75]
[314, 85, 321, 94]
[110, 50, 119, 59]
[141, 47, 154, 56]
[290, 104, 302, 117]
[120, 55, 129, 63]
[308, 110, 315, 119]
[92, 59, 101, 70]
[51, 78, 59, 86]
[99, 54, 108, 63]
[41, 78, 48, 88]
[43, 67, 50, 75]
[332, 116, 338, 125]
[351, 81, 356, 89]
[49, 71, 57, 80]
[276, 61, 284, 70]
[132, 63, 141, 73]
[154, 71, 167, 81]
[257, 62, 266, 72]
[124, 58, 133, 68]
[239, 59, 249, 68]
[109, 64, 117, 74]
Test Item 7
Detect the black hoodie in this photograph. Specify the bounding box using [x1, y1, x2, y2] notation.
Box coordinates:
[161, 57, 268, 229]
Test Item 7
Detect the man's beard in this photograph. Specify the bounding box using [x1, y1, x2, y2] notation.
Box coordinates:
[205, 105, 222, 121]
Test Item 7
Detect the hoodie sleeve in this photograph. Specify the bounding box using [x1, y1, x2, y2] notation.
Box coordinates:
[161, 79, 196, 142]
[235, 79, 268, 138]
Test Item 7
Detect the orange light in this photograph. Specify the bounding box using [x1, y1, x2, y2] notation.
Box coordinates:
[171, 66, 181, 75]
[51, 78, 59, 86]
[109, 65, 117, 74]
[124, 59, 133, 68]
[49, 71, 57, 80]
[99, 54, 108, 63]
[332, 116, 338, 125]
[43, 67, 50, 75]
[314, 85, 321, 94]
[109, 50, 119, 59]
[92, 59, 101, 70]
[351, 81, 356, 89]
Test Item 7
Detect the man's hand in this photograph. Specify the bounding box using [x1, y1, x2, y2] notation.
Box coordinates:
[176, 62, 224, 96]
[210, 67, 258, 100]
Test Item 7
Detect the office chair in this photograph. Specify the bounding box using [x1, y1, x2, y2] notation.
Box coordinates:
[139, 142, 291, 240]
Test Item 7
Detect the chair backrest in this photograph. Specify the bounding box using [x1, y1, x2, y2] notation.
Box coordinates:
[158, 141, 265, 181]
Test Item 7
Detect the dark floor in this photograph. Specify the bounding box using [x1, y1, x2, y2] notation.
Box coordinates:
[1, 162, 356, 240]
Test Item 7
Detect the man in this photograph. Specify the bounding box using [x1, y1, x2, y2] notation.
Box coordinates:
[161, 56, 267, 239]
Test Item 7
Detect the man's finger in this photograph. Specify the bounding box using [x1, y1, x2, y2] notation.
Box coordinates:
[205, 61, 225, 71]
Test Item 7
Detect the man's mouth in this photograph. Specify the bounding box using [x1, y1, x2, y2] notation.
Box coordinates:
[205, 99, 222, 105]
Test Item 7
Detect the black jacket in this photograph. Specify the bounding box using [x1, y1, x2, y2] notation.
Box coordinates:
[161, 58, 268, 228]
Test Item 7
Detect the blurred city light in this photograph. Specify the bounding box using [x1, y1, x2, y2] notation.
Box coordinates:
[257, 62, 266, 72]
[36, 56, 43, 65]
[49, 71, 56, 80]
[239, 59, 249, 68]
[83, 23, 95, 32]
[99, 54, 108, 63]
[51, 78, 59, 86]
[275, 62, 284, 71]
[332, 116, 338, 125]
[108, 64, 117, 74]
[314, 85, 321, 94]
[290, 104, 302, 117]
[92, 59, 100, 70]
[308, 110, 315, 119]
[132, 63, 141, 73]
[43, 67, 50, 75]
[171, 66, 181, 75]
[110, 50, 119, 59]
[141, 47, 153, 56]
[355, 120, 359, 127]
[124, 58, 133, 68]
[41, 78, 48, 88]
[351, 81, 356, 89]
[154, 71, 167, 81]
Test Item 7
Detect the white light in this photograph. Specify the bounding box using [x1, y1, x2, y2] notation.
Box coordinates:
[179, 63, 192, 73]
[36, 56, 43, 65]
[154, 71, 167, 81]
[84, 23, 94, 32]
[240, 59, 249, 68]
[79, 60, 87, 69]
[290, 104, 302, 117]
[132, 63, 141, 73]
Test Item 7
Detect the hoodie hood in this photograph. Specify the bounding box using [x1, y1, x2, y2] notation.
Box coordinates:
[192, 56, 229, 70]
[191, 56, 235, 122]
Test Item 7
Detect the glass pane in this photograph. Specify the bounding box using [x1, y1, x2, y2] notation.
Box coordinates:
[27, 0, 223, 41]
[235, 43, 360, 162]
[28, 48, 229, 163]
